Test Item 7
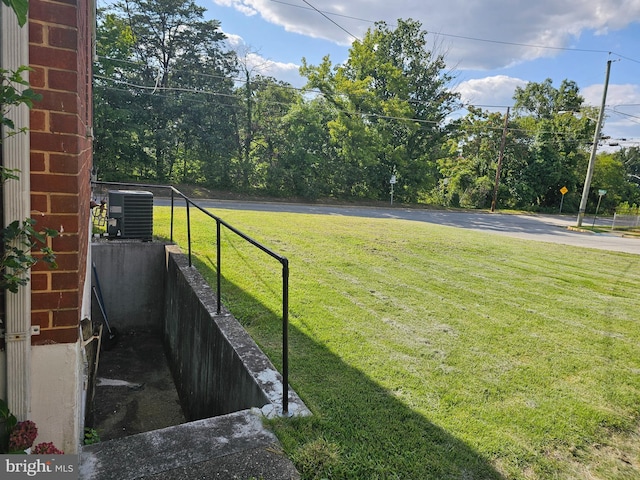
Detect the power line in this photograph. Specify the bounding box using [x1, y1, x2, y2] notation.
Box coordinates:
[93, 20, 635, 142]
[270, 0, 375, 26]
[95, 74, 605, 144]
[608, 108, 640, 125]
[267, 0, 639, 60]
[96, 54, 459, 110]
[94, 74, 238, 99]
[299, 0, 359, 41]
[95, 52, 323, 95]
[95, 55, 634, 144]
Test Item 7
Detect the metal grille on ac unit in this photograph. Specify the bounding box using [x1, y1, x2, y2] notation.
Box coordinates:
[107, 190, 153, 241]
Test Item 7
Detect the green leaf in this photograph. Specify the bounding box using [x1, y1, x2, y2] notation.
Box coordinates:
[2, 0, 28, 27]
[0, 399, 10, 419]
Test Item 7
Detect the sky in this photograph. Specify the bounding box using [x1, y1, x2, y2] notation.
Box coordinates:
[196, 0, 640, 149]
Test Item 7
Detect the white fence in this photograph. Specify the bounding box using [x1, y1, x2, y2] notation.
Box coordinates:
[612, 212, 640, 229]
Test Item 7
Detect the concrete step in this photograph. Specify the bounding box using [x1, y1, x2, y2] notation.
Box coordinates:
[79, 409, 299, 480]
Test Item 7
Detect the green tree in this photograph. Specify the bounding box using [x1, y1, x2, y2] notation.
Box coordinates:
[592, 152, 635, 213]
[440, 79, 592, 211]
[508, 79, 592, 210]
[250, 76, 301, 190]
[267, 97, 338, 198]
[301, 18, 459, 202]
[93, 13, 152, 180]
[513, 78, 583, 120]
[232, 70, 301, 192]
[613, 147, 640, 207]
[616, 146, 640, 179]
[94, 0, 237, 183]
[440, 108, 510, 208]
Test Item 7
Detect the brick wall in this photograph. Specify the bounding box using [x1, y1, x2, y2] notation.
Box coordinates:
[29, 0, 93, 345]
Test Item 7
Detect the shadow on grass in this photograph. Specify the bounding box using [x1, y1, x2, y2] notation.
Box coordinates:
[195, 255, 504, 480]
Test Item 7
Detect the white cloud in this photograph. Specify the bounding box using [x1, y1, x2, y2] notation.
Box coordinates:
[452, 78, 640, 143]
[453, 75, 528, 108]
[583, 83, 640, 108]
[223, 32, 244, 49]
[212, 0, 640, 70]
[223, 31, 304, 86]
[246, 53, 302, 85]
[588, 84, 640, 142]
[211, 1, 640, 143]
[213, 0, 258, 16]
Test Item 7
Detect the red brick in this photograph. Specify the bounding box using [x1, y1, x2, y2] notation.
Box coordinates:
[30, 132, 79, 154]
[32, 291, 78, 310]
[52, 309, 79, 327]
[48, 26, 77, 50]
[29, 22, 44, 44]
[29, 66, 45, 88]
[52, 234, 79, 253]
[30, 151, 46, 172]
[32, 89, 78, 114]
[50, 112, 78, 136]
[32, 252, 78, 271]
[51, 194, 79, 213]
[31, 193, 49, 213]
[27, 250, 55, 269]
[51, 272, 80, 290]
[30, 45, 77, 72]
[31, 311, 51, 329]
[49, 70, 77, 93]
[29, 2, 77, 28]
[30, 110, 46, 131]
[31, 213, 79, 235]
[31, 272, 49, 291]
[31, 172, 77, 194]
[50, 152, 81, 173]
[33, 327, 78, 345]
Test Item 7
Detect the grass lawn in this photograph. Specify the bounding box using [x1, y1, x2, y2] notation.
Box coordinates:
[155, 207, 640, 479]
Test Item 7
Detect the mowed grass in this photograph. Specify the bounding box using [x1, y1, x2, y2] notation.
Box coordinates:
[154, 207, 640, 479]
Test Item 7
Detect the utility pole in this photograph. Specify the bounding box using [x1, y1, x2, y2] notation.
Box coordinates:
[491, 107, 509, 212]
[577, 60, 612, 227]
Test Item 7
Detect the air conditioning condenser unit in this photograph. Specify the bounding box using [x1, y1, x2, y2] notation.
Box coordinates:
[107, 190, 153, 241]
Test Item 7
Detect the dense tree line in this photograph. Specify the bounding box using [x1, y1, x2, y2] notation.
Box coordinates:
[93, 0, 640, 213]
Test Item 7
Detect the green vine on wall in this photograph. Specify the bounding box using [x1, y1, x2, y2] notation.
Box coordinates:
[1, 66, 41, 135]
[1, 219, 57, 293]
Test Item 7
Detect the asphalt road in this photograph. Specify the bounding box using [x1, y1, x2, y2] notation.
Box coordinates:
[154, 198, 640, 255]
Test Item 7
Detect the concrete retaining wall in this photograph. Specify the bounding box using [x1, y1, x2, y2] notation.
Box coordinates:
[163, 245, 270, 419]
[91, 241, 309, 423]
[92, 240, 166, 331]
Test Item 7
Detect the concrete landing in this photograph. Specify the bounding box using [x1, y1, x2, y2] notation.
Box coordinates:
[91, 329, 186, 441]
[79, 409, 300, 480]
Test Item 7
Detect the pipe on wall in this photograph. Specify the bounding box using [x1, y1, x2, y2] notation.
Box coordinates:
[1, 3, 33, 420]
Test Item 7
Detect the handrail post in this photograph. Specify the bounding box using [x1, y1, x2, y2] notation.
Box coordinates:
[170, 189, 175, 242]
[216, 220, 221, 315]
[186, 201, 192, 267]
[282, 259, 289, 415]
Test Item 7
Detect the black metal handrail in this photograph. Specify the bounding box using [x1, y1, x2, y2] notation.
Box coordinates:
[92, 181, 290, 415]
